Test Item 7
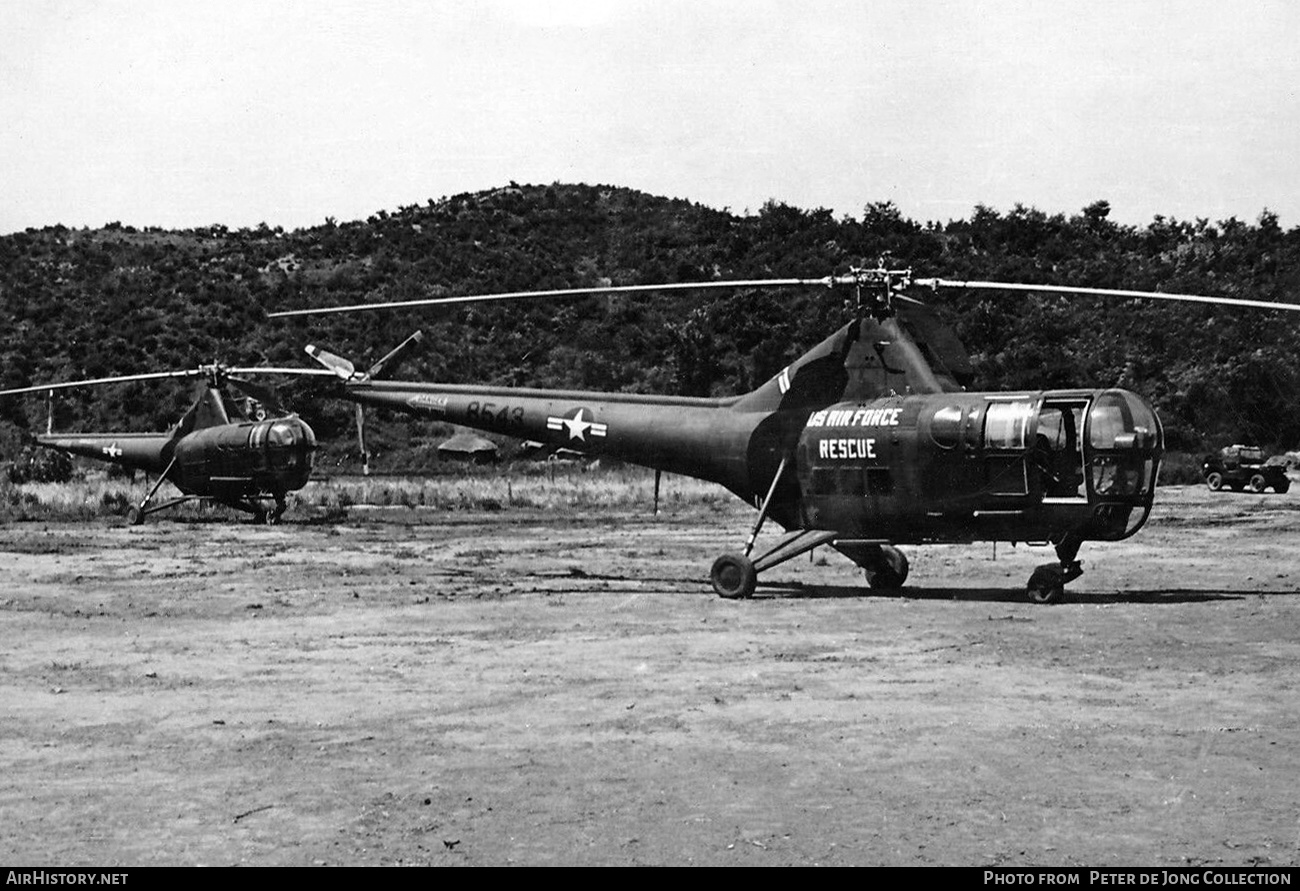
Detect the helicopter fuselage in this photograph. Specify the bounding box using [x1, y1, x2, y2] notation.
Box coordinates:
[795, 388, 1161, 546]
[36, 415, 318, 506]
[343, 379, 1161, 549]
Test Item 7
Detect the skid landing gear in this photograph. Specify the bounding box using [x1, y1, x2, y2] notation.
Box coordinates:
[1025, 536, 1084, 604]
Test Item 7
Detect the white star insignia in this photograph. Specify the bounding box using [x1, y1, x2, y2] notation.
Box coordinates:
[547, 408, 608, 442]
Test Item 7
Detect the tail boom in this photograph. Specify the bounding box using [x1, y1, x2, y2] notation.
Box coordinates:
[345, 380, 763, 493]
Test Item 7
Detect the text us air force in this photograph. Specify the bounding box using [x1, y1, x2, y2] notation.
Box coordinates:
[806, 405, 903, 460]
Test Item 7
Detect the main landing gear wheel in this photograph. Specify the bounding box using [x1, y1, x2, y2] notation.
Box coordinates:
[864, 545, 909, 589]
[711, 553, 757, 599]
[125, 506, 144, 526]
[1205, 471, 1223, 491]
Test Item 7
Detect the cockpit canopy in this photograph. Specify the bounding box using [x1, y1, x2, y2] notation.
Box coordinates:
[266, 419, 317, 450]
[249, 418, 318, 475]
[1089, 391, 1160, 451]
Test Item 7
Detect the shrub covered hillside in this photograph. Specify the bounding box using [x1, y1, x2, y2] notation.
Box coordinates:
[2, 183, 1299, 467]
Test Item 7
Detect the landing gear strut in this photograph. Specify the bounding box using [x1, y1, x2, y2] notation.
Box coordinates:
[125, 456, 183, 525]
[123, 457, 288, 526]
[708, 455, 838, 599]
[255, 491, 288, 525]
[1026, 535, 1084, 605]
[708, 528, 841, 599]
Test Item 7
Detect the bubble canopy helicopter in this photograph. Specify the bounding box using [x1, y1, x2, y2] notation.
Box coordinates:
[286, 267, 1296, 598]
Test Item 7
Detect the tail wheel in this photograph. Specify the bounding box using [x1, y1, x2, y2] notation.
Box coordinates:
[710, 553, 757, 599]
[864, 545, 909, 589]
[1249, 474, 1267, 493]
[1205, 471, 1223, 491]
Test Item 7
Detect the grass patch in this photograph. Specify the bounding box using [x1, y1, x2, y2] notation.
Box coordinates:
[0, 464, 733, 522]
[303, 464, 732, 512]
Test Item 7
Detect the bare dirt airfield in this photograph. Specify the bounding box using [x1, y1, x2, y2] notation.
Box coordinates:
[2, 481, 1298, 867]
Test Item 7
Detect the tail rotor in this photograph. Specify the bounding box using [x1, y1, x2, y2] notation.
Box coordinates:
[304, 330, 424, 476]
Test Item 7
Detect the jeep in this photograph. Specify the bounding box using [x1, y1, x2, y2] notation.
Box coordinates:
[1201, 444, 1290, 494]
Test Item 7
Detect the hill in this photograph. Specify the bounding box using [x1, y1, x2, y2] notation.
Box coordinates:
[3, 183, 1299, 467]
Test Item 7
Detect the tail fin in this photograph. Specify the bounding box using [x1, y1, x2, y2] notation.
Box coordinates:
[175, 386, 232, 434]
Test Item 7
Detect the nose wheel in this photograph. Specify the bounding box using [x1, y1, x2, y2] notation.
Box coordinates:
[1026, 536, 1084, 604]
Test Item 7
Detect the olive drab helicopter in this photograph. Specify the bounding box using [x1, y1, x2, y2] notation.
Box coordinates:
[270, 265, 1300, 603]
[0, 364, 339, 523]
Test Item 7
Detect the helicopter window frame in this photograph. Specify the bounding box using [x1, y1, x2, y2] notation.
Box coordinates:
[807, 466, 894, 499]
[1083, 392, 1161, 499]
[1036, 397, 1089, 502]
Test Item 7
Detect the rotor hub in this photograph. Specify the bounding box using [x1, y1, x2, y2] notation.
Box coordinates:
[827, 260, 914, 318]
[199, 363, 231, 388]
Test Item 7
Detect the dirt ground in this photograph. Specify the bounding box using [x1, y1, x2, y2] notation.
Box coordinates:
[2, 484, 1298, 867]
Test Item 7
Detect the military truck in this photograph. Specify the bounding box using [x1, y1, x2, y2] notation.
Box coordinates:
[1201, 444, 1291, 494]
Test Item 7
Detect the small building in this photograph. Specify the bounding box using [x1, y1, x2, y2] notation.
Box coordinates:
[437, 432, 498, 464]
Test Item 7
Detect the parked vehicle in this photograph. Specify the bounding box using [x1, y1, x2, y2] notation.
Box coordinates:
[1201, 444, 1291, 494]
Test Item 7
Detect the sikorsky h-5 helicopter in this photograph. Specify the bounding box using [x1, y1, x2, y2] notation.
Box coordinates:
[0, 364, 337, 524]
[272, 263, 1300, 603]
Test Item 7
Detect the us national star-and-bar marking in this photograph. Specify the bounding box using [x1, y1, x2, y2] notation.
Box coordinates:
[546, 408, 608, 442]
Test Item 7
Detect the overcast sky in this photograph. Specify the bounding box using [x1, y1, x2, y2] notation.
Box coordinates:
[3, 0, 1297, 235]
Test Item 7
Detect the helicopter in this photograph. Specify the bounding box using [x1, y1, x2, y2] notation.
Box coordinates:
[0, 363, 336, 524]
[267, 264, 1295, 602]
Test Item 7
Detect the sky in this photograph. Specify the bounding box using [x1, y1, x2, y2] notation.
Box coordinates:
[2, 0, 1298, 235]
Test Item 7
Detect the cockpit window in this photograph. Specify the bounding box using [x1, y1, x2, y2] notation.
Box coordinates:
[268, 422, 296, 447]
[1086, 392, 1160, 498]
[984, 400, 1033, 450]
[1089, 392, 1158, 449]
[929, 405, 964, 449]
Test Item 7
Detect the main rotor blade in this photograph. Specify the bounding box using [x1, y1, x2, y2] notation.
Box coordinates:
[915, 278, 1300, 313]
[223, 367, 339, 378]
[0, 369, 202, 397]
[267, 278, 837, 317]
[0, 366, 337, 398]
